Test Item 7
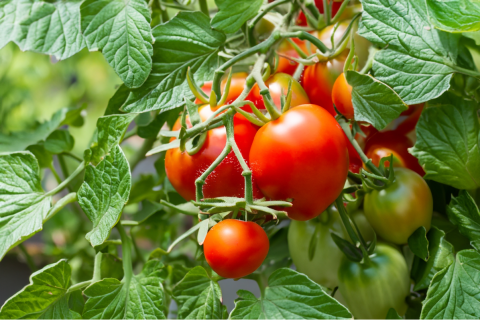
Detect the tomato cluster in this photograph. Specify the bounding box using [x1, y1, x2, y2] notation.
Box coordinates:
[164, 12, 433, 319]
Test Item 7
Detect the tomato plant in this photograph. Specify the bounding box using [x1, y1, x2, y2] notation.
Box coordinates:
[0, 0, 479, 319]
[364, 168, 433, 244]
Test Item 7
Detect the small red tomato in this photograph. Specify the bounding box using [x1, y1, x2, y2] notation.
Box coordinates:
[247, 73, 310, 111]
[195, 72, 248, 108]
[165, 106, 264, 201]
[250, 104, 348, 221]
[364, 131, 424, 176]
[203, 219, 269, 278]
[332, 73, 354, 119]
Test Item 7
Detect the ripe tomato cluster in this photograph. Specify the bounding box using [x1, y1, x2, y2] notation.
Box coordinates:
[164, 6, 433, 317]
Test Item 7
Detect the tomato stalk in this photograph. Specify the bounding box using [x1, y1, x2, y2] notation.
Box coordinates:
[330, 0, 351, 25]
[92, 251, 103, 282]
[198, 0, 209, 16]
[247, 0, 292, 38]
[252, 54, 282, 120]
[117, 223, 134, 284]
[45, 161, 85, 196]
[18, 244, 37, 272]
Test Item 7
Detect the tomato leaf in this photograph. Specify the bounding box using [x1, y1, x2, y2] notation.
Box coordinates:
[0, 0, 34, 50]
[230, 268, 351, 319]
[78, 145, 131, 247]
[121, 11, 226, 113]
[0, 152, 52, 260]
[408, 226, 429, 261]
[44, 130, 74, 154]
[172, 266, 225, 319]
[359, 0, 460, 104]
[80, 0, 153, 88]
[426, 0, 480, 33]
[411, 227, 454, 291]
[211, 0, 263, 34]
[421, 250, 480, 319]
[345, 71, 407, 130]
[410, 95, 480, 190]
[0, 260, 76, 319]
[386, 308, 403, 319]
[83, 260, 166, 319]
[446, 190, 480, 251]
[0, 108, 67, 152]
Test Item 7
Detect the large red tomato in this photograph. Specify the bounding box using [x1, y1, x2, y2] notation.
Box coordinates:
[364, 131, 424, 176]
[250, 104, 348, 221]
[195, 72, 248, 108]
[247, 73, 310, 111]
[165, 106, 264, 201]
[203, 219, 269, 278]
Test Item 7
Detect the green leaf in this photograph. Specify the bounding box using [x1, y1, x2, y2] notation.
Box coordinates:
[421, 250, 480, 319]
[68, 290, 85, 316]
[0, 260, 72, 319]
[172, 266, 224, 319]
[61, 104, 87, 128]
[447, 190, 480, 251]
[0, 151, 51, 260]
[45, 130, 74, 154]
[0, 0, 34, 50]
[211, 0, 263, 34]
[427, 0, 480, 33]
[408, 226, 429, 261]
[80, 0, 153, 88]
[121, 11, 226, 113]
[78, 145, 131, 247]
[411, 227, 454, 291]
[91, 114, 136, 164]
[345, 71, 407, 129]
[0, 108, 67, 152]
[27, 143, 53, 168]
[83, 260, 166, 319]
[410, 97, 480, 190]
[386, 308, 403, 319]
[230, 268, 351, 319]
[18, 0, 86, 60]
[359, 0, 460, 104]
[464, 30, 480, 45]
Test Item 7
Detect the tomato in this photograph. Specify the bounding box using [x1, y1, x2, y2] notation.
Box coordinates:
[247, 73, 310, 111]
[338, 243, 410, 319]
[332, 73, 353, 119]
[195, 72, 248, 107]
[364, 168, 433, 244]
[165, 106, 264, 201]
[288, 207, 374, 289]
[296, 0, 343, 26]
[203, 219, 269, 278]
[390, 103, 424, 135]
[249, 104, 348, 221]
[364, 131, 424, 176]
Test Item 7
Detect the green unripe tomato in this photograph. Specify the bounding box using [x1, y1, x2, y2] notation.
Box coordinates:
[338, 243, 410, 319]
[288, 207, 374, 289]
[364, 167, 433, 244]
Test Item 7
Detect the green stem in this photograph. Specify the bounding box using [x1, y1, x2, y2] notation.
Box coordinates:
[18, 244, 37, 272]
[117, 223, 134, 283]
[359, 47, 378, 74]
[251, 55, 282, 120]
[62, 152, 82, 163]
[92, 252, 103, 282]
[331, 0, 351, 25]
[323, 0, 330, 25]
[131, 231, 146, 264]
[49, 164, 62, 184]
[57, 154, 72, 191]
[195, 144, 232, 201]
[46, 162, 85, 196]
[123, 127, 138, 141]
[248, 0, 290, 30]
[67, 280, 92, 293]
[452, 64, 480, 80]
[130, 137, 155, 171]
[45, 192, 77, 221]
[281, 31, 328, 53]
[199, 0, 208, 16]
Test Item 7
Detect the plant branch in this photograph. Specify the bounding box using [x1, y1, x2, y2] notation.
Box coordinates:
[117, 223, 134, 284]
[92, 251, 103, 282]
[46, 162, 85, 196]
[45, 192, 78, 221]
[18, 244, 37, 272]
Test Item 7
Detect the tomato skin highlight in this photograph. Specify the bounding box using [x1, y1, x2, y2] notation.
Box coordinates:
[364, 168, 433, 244]
[203, 219, 269, 279]
[249, 104, 348, 221]
[165, 106, 263, 201]
[247, 73, 310, 111]
[364, 131, 424, 176]
[338, 243, 410, 319]
[332, 73, 354, 119]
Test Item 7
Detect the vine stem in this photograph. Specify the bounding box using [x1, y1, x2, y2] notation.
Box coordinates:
[45, 192, 77, 221]
[199, 0, 208, 16]
[331, 0, 351, 25]
[18, 244, 37, 272]
[45, 162, 85, 196]
[92, 252, 103, 282]
[451, 64, 480, 80]
[117, 223, 134, 284]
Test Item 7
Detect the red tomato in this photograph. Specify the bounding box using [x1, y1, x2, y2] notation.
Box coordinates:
[246, 73, 310, 111]
[390, 103, 424, 135]
[203, 219, 269, 278]
[297, 0, 343, 26]
[364, 131, 424, 176]
[332, 72, 353, 119]
[250, 104, 348, 221]
[165, 106, 264, 201]
[276, 38, 308, 76]
[195, 72, 248, 107]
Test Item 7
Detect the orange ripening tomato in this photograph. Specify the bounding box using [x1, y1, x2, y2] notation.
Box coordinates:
[332, 72, 354, 119]
[203, 219, 269, 278]
[195, 72, 248, 108]
[246, 73, 310, 111]
[364, 131, 424, 176]
[297, 0, 343, 26]
[165, 106, 264, 201]
[250, 104, 348, 221]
